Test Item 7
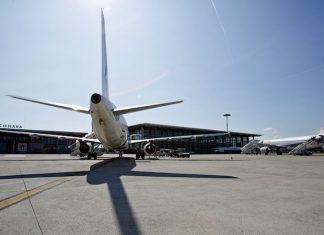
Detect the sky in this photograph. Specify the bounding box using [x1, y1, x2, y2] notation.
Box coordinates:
[0, 0, 323, 140]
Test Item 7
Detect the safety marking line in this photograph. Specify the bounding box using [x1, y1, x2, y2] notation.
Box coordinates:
[0, 178, 69, 210]
[0, 157, 118, 211]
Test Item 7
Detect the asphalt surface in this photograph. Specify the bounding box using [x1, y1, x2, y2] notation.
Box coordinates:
[0, 153, 324, 235]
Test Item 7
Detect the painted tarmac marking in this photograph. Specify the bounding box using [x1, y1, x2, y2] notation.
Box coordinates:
[0, 178, 69, 210]
[0, 157, 117, 210]
[4, 155, 26, 158]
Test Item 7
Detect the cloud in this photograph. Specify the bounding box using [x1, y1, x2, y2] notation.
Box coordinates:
[262, 127, 279, 134]
[261, 127, 281, 140]
[263, 127, 275, 132]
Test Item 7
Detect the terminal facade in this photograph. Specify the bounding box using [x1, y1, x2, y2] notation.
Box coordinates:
[0, 123, 261, 154]
[0, 129, 86, 154]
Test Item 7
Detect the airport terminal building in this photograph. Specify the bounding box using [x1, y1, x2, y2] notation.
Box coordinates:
[0, 123, 260, 154]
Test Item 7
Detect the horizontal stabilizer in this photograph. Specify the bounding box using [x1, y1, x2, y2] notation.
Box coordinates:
[0, 129, 100, 143]
[7, 95, 90, 114]
[113, 100, 183, 116]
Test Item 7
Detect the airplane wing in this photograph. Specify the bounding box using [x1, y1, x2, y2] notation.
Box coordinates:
[7, 95, 90, 114]
[0, 129, 100, 143]
[113, 100, 183, 116]
[129, 132, 228, 144]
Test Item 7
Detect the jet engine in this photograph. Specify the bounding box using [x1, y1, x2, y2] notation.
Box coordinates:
[143, 143, 156, 155]
[260, 146, 271, 155]
[69, 141, 91, 157]
[79, 142, 90, 154]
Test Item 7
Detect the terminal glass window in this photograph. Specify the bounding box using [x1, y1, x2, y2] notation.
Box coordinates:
[237, 137, 242, 146]
[243, 137, 248, 146]
[44, 138, 56, 144]
[231, 137, 236, 147]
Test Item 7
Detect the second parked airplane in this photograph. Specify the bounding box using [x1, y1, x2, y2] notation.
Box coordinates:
[241, 129, 324, 155]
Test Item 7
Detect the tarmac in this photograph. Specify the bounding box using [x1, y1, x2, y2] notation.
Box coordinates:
[0, 153, 324, 235]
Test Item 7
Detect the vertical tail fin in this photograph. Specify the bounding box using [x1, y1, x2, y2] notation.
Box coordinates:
[101, 9, 109, 99]
[319, 128, 324, 135]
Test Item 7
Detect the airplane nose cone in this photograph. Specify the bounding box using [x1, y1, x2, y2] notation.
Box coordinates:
[91, 93, 101, 104]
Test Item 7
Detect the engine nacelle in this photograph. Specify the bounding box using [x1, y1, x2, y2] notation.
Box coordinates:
[260, 146, 271, 154]
[143, 143, 156, 155]
[315, 135, 322, 141]
[69, 141, 90, 157]
[78, 141, 90, 154]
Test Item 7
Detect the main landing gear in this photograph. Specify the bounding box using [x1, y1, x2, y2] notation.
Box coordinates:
[87, 142, 98, 160]
[87, 152, 97, 160]
[135, 151, 145, 160]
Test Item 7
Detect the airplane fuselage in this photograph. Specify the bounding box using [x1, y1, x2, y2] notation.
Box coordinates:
[90, 93, 129, 150]
[261, 135, 324, 149]
[261, 135, 314, 148]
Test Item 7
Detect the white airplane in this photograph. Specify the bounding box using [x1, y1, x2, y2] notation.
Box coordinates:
[1, 10, 227, 160]
[241, 129, 324, 155]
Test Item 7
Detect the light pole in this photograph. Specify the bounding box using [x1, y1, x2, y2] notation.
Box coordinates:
[223, 113, 231, 133]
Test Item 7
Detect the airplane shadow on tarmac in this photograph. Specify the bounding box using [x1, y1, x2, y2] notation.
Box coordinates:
[0, 157, 238, 235]
[86, 157, 238, 235]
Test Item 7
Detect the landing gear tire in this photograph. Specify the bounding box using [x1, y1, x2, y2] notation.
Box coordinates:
[87, 152, 98, 160]
[141, 153, 145, 160]
[136, 153, 140, 160]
